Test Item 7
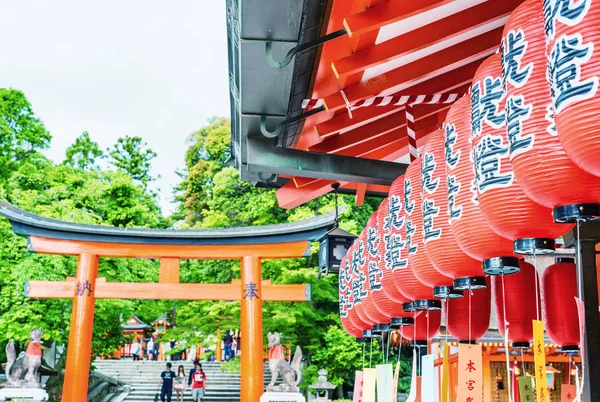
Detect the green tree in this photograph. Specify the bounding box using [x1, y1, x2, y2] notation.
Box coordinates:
[0, 89, 51, 182]
[64, 131, 103, 170]
[108, 136, 157, 184]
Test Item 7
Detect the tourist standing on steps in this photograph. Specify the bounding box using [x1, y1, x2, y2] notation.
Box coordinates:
[157, 362, 175, 402]
[223, 330, 234, 361]
[174, 365, 186, 402]
[147, 338, 155, 361]
[189, 361, 206, 402]
[131, 338, 141, 361]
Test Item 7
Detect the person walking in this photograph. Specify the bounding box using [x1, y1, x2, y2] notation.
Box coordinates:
[188, 361, 206, 402]
[174, 365, 186, 402]
[157, 362, 175, 402]
[131, 338, 141, 361]
[223, 331, 233, 361]
[147, 338, 155, 361]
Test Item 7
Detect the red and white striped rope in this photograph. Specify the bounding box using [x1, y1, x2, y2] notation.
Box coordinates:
[405, 104, 417, 162]
[301, 93, 460, 110]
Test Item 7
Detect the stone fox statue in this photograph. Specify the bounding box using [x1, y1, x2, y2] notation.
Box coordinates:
[266, 332, 302, 393]
[5, 328, 43, 387]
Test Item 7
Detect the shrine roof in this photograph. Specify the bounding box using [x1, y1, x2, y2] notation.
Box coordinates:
[122, 314, 152, 331]
[228, 0, 526, 209]
[0, 201, 339, 246]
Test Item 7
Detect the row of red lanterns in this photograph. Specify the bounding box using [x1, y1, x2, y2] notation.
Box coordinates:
[338, 0, 592, 349]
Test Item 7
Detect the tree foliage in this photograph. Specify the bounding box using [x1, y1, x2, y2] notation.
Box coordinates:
[64, 131, 103, 170]
[108, 136, 157, 184]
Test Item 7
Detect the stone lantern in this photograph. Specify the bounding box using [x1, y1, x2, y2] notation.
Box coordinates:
[308, 369, 336, 402]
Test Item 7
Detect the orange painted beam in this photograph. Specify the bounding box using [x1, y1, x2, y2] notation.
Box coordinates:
[159, 258, 180, 284]
[315, 105, 398, 137]
[292, 177, 323, 188]
[27, 236, 310, 259]
[25, 280, 311, 302]
[355, 183, 367, 206]
[343, 0, 450, 37]
[62, 254, 98, 402]
[323, 29, 503, 112]
[334, 0, 519, 80]
[240, 256, 264, 402]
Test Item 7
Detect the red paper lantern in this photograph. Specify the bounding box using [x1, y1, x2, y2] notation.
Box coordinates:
[421, 128, 485, 289]
[377, 198, 414, 327]
[444, 95, 518, 276]
[400, 310, 441, 344]
[340, 247, 370, 334]
[364, 211, 406, 322]
[502, 0, 600, 223]
[404, 156, 456, 298]
[388, 175, 438, 309]
[542, 258, 579, 351]
[543, 0, 600, 178]
[350, 237, 378, 328]
[471, 53, 571, 254]
[493, 260, 541, 347]
[446, 278, 491, 342]
[360, 216, 391, 325]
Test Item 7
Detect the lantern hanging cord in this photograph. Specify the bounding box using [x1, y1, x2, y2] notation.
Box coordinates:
[332, 183, 340, 229]
[576, 219, 583, 299]
[533, 251, 540, 322]
[501, 273, 513, 402]
[386, 329, 391, 364]
[469, 287, 473, 343]
[362, 341, 366, 369]
[520, 350, 525, 376]
[398, 332, 404, 364]
[381, 332, 385, 364]
[370, 334, 373, 368]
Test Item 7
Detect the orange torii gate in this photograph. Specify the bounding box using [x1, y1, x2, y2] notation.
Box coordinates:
[0, 202, 335, 402]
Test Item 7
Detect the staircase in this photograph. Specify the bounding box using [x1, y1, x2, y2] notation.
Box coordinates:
[94, 360, 271, 402]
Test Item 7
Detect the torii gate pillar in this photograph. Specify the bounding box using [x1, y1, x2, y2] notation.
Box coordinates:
[240, 256, 264, 402]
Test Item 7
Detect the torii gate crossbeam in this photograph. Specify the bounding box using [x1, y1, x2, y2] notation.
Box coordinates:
[0, 202, 337, 402]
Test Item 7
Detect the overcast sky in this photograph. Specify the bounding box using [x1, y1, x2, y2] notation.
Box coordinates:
[0, 1, 230, 214]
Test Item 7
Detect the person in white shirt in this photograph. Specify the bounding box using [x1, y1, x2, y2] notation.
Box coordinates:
[131, 338, 141, 361]
[147, 338, 155, 361]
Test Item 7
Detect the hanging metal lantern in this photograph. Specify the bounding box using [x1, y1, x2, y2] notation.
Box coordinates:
[318, 184, 357, 278]
[543, 0, 600, 180]
[444, 94, 519, 277]
[405, 156, 458, 299]
[471, 52, 571, 255]
[542, 257, 579, 351]
[422, 127, 485, 290]
[388, 175, 441, 313]
[501, 0, 600, 224]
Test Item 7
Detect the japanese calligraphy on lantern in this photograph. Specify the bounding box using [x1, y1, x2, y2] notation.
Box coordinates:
[473, 134, 513, 193]
[384, 233, 407, 271]
[561, 383, 577, 402]
[351, 271, 367, 306]
[542, 0, 591, 42]
[533, 320, 548, 402]
[422, 199, 442, 242]
[517, 376, 534, 402]
[501, 29, 532, 89]
[444, 123, 461, 169]
[421, 153, 440, 194]
[446, 176, 463, 222]
[547, 33, 598, 113]
[505, 95, 533, 157]
[471, 76, 504, 138]
[405, 220, 417, 255]
[404, 179, 415, 214]
[368, 261, 383, 292]
[387, 195, 404, 230]
[367, 226, 379, 258]
[362, 368, 377, 402]
[353, 371, 364, 402]
[352, 241, 365, 273]
[457, 344, 483, 402]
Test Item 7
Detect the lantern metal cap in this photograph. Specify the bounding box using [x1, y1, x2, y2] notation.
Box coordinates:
[433, 286, 464, 299]
[372, 323, 390, 334]
[390, 317, 414, 328]
[356, 337, 367, 343]
[414, 299, 442, 311]
[412, 340, 428, 347]
[362, 329, 381, 339]
[512, 342, 530, 349]
[402, 302, 416, 312]
[553, 203, 600, 223]
[560, 345, 579, 352]
[453, 276, 487, 291]
[483, 256, 520, 275]
[514, 238, 555, 255]
[555, 257, 575, 263]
